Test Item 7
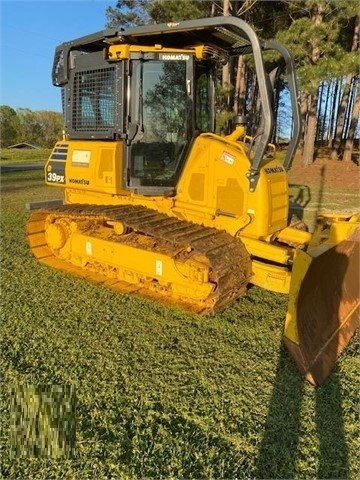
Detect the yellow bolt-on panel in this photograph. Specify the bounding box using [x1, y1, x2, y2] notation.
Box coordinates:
[251, 259, 291, 294]
[45, 141, 125, 195]
[107, 43, 206, 60]
[175, 133, 289, 238]
[188, 172, 206, 202]
[216, 178, 245, 218]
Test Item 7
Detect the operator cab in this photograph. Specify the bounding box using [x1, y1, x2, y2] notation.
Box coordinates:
[52, 17, 301, 195]
[127, 55, 214, 191]
[55, 44, 215, 195]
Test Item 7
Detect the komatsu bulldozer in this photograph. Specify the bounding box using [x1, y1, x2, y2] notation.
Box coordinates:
[27, 16, 359, 386]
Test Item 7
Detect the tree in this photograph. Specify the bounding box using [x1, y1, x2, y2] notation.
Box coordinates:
[144, 62, 189, 140]
[276, 1, 359, 166]
[106, 0, 211, 27]
[331, 14, 359, 161]
[342, 83, 359, 163]
[0, 106, 62, 148]
[277, 2, 326, 166]
[0, 105, 20, 147]
[106, 0, 150, 27]
[36, 111, 64, 147]
[16, 108, 43, 145]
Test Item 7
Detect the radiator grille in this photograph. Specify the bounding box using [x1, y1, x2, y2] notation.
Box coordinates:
[72, 67, 116, 132]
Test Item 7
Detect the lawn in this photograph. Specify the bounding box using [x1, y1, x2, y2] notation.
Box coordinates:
[1, 155, 359, 478]
[0, 148, 52, 165]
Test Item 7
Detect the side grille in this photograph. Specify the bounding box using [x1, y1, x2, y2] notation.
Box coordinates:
[72, 67, 116, 133]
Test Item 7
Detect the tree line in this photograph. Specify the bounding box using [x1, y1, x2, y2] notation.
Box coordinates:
[0, 106, 63, 149]
[107, 0, 359, 166]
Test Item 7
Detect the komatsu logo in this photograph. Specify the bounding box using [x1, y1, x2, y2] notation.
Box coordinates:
[69, 178, 90, 185]
[264, 166, 284, 174]
[160, 54, 190, 61]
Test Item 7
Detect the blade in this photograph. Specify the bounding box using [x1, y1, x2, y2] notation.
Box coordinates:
[284, 228, 360, 386]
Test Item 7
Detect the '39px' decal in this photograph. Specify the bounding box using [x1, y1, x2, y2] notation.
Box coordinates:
[46, 162, 66, 184]
[47, 171, 65, 183]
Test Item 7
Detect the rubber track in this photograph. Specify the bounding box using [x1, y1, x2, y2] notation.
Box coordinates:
[27, 204, 252, 314]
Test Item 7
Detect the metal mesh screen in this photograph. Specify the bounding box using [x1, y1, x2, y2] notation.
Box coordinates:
[72, 67, 116, 132]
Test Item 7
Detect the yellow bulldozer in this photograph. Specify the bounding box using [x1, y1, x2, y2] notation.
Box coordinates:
[27, 17, 359, 386]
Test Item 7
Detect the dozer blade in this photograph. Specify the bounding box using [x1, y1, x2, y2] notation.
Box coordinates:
[284, 226, 360, 386]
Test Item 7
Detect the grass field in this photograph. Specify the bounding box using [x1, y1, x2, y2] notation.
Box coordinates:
[0, 148, 52, 165]
[1, 151, 359, 478]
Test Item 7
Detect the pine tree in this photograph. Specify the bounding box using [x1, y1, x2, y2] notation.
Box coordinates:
[276, 0, 358, 166]
[106, 0, 150, 27]
[331, 14, 359, 161]
[342, 86, 359, 163]
[106, 0, 212, 27]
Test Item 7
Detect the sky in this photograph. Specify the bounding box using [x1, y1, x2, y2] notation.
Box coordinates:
[1, 0, 113, 112]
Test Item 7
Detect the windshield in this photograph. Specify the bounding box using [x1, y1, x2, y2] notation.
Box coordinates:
[128, 58, 192, 190]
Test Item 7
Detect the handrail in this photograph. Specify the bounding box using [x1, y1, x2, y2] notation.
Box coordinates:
[264, 40, 302, 172]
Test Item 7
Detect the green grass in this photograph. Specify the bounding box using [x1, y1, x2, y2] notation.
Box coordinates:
[289, 183, 360, 231]
[1, 169, 359, 479]
[0, 148, 51, 165]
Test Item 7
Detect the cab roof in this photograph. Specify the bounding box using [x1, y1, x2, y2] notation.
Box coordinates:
[57, 16, 261, 56]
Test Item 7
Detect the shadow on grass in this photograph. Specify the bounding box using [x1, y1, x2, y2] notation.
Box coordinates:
[316, 377, 349, 479]
[289, 183, 311, 221]
[255, 345, 349, 479]
[257, 164, 354, 478]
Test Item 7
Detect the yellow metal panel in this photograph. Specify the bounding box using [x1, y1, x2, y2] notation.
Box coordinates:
[45, 140, 125, 196]
[251, 260, 291, 293]
[97, 148, 115, 178]
[268, 176, 289, 227]
[176, 134, 249, 232]
[216, 178, 244, 217]
[284, 250, 312, 344]
[175, 133, 291, 239]
[107, 44, 200, 60]
[188, 173, 205, 201]
[328, 218, 360, 245]
[240, 236, 292, 265]
[276, 226, 312, 246]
